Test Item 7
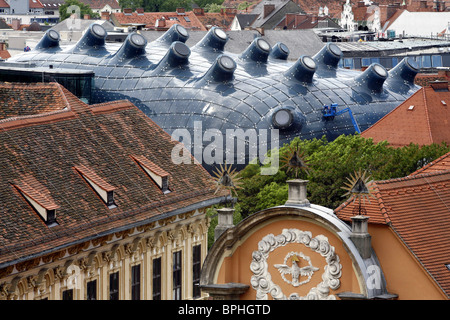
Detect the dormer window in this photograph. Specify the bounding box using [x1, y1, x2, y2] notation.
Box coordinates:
[131, 155, 171, 194]
[74, 165, 117, 209]
[14, 183, 59, 227]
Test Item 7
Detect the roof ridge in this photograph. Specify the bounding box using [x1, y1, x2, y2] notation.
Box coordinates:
[410, 151, 450, 176]
[377, 168, 450, 185]
[422, 86, 434, 144]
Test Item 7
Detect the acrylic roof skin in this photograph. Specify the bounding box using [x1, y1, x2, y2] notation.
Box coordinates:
[0, 82, 228, 268]
[6, 23, 421, 170]
[361, 81, 450, 147]
[335, 170, 450, 298]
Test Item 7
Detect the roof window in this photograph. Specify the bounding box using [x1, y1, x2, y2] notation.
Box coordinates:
[14, 183, 59, 227]
[408, 105, 415, 111]
[131, 155, 171, 194]
[74, 165, 117, 209]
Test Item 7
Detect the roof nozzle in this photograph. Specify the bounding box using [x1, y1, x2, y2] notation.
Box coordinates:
[111, 32, 147, 62]
[156, 24, 189, 46]
[354, 63, 388, 93]
[153, 41, 190, 72]
[284, 55, 316, 83]
[201, 54, 237, 83]
[194, 27, 228, 52]
[34, 29, 60, 51]
[75, 23, 107, 50]
[269, 42, 290, 60]
[388, 57, 419, 86]
[239, 38, 271, 63]
[313, 43, 342, 72]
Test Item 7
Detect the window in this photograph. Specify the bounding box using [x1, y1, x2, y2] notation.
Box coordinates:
[74, 165, 117, 209]
[109, 272, 119, 300]
[62, 289, 73, 300]
[14, 185, 59, 227]
[86, 280, 97, 300]
[432, 55, 443, 67]
[192, 245, 201, 299]
[343, 58, 353, 69]
[391, 57, 399, 68]
[131, 155, 170, 194]
[131, 265, 141, 300]
[370, 57, 380, 64]
[421, 55, 431, 68]
[152, 257, 162, 300]
[361, 58, 371, 67]
[173, 251, 182, 300]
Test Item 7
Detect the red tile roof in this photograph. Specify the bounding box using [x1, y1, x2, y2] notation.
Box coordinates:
[361, 82, 450, 147]
[0, 82, 227, 268]
[0, 0, 9, 8]
[410, 151, 450, 176]
[112, 11, 207, 31]
[0, 82, 70, 121]
[335, 170, 450, 297]
[29, 0, 44, 9]
[81, 0, 120, 10]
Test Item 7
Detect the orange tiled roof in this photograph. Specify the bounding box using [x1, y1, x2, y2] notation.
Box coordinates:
[361, 82, 450, 147]
[335, 170, 450, 297]
[112, 11, 207, 31]
[0, 82, 226, 268]
[410, 151, 450, 176]
[0, 82, 72, 121]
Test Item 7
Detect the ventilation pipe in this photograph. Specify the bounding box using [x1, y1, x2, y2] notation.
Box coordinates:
[110, 33, 147, 62]
[313, 43, 342, 74]
[193, 27, 228, 52]
[34, 29, 60, 51]
[74, 23, 107, 50]
[269, 42, 290, 60]
[155, 24, 189, 46]
[386, 57, 419, 93]
[200, 54, 237, 83]
[239, 38, 271, 63]
[152, 41, 190, 73]
[284, 55, 316, 83]
[354, 63, 388, 93]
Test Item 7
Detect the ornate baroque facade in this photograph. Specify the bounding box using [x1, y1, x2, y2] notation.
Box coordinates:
[0, 209, 209, 300]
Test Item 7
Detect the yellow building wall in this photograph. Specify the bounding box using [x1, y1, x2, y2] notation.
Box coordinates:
[368, 224, 446, 300]
[216, 217, 365, 299]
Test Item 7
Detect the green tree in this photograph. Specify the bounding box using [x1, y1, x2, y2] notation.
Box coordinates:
[235, 134, 450, 217]
[59, 0, 99, 21]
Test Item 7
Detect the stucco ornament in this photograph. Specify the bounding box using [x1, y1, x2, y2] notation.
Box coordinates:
[250, 228, 342, 300]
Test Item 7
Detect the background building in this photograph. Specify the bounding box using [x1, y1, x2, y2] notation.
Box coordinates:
[0, 82, 228, 300]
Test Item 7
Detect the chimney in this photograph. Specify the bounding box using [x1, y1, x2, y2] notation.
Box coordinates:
[155, 17, 166, 28]
[136, 8, 144, 14]
[176, 7, 185, 14]
[84, 14, 90, 19]
[214, 207, 235, 241]
[263, 4, 275, 18]
[193, 7, 204, 15]
[350, 215, 372, 259]
[286, 13, 296, 27]
[124, 8, 133, 15]
[101, 11, 110, 20]
[11, 19, 21, 30]
[430, 80, 449, 91]
[225, 8, 237, 16]
[285, 179, 310, 206]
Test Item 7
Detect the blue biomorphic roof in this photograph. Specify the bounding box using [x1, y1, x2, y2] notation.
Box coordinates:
[6, 24, 421, 170]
